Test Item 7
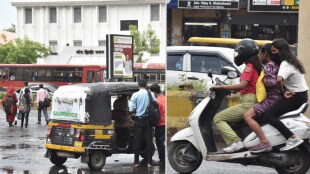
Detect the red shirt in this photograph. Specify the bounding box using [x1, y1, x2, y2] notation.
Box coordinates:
[156, 94, 166, 126]
[240, 63, 259, 95]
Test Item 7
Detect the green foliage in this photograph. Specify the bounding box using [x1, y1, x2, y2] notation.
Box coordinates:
[0, 92, 4, 100]
[129, 24, 160, 63]
[3, 24, 16, 33]
[167, 74, 207, 91]
[0, 37, 50, 64]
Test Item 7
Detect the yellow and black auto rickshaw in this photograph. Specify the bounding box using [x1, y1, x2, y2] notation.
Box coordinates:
[44, 82, 154, 170]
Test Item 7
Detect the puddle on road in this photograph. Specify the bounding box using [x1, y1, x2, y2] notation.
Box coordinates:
[0, 143, 36, 150]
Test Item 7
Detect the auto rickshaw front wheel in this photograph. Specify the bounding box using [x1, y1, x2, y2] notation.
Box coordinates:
[50, 151, 67, 166]
[88, 151, 106, 171]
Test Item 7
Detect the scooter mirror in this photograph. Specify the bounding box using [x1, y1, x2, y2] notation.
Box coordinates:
[227, 71, 238, 79]
[221, 66, 237, 75]
[207, 70, 213, 78]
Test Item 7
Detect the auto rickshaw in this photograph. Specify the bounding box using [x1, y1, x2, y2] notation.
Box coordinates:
[44, 82, 154, 170]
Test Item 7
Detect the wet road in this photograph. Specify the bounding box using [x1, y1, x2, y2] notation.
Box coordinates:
[0, 109, 165, 174]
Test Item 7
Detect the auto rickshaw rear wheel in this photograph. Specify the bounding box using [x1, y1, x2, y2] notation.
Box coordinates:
[50, 151, 67, 165]
[88, 151, 106, 171]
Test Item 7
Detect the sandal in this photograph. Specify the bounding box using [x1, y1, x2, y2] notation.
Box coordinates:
[132, 163, 140, 168]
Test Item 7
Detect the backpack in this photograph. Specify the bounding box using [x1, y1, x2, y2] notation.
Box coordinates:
[44, 90, 50, 107]
[146, 91, 160, 127]
[4, 95, 15, 115]
[44, 97, 51, 107]
[18, 94, 28, 113]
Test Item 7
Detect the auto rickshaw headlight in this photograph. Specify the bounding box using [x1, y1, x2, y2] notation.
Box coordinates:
[107, 130, 114, 135]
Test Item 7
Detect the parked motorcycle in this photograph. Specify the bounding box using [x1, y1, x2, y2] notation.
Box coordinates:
[168, 66, 310, 174]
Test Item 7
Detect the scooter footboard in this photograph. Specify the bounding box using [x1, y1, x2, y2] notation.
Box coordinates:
[170, 127, 199, 150]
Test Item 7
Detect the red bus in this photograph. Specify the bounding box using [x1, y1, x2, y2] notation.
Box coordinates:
[0, 63, 166, 90]
[0, 64, 106, 90]
[133, 63, 165, 84]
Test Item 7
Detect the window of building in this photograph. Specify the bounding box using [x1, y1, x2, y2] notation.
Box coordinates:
[49, 7, 57, 23]
[98, 40, 106, 46]
[98, 6, 107, 23]
[151, 4, 160, 21]
[73, 40, 82, 46]
[74, 7, 81, 23]
[120, 20, 138, 31]
[25, 8, 32, 24]
[49, 41, 58, 54]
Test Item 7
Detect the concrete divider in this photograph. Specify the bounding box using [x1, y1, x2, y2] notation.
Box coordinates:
[167, 90, 240, 142]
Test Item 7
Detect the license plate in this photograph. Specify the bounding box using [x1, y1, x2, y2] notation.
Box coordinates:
[74, 141, 83, 147]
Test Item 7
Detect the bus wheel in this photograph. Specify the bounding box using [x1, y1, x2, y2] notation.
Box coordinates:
[50, 151, 67, 166]
[88, 151, 106, 171]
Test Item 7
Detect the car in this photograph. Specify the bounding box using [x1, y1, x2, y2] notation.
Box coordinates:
[28, 83, 59, 96]
[16, 83, 59, 97]
[166, 46, 244, 88]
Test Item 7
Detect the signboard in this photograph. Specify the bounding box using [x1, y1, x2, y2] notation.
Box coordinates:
[51, 86, 88, 123]
[106, 34, 134, 80]
[178, 0, 239, 10]
[248, 0, 299, 12]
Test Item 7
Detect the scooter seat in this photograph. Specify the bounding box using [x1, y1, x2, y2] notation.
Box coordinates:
[279, 103, 308, 118]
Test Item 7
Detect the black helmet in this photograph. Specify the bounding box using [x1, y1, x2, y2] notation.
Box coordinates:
[234, 38, 259, 66]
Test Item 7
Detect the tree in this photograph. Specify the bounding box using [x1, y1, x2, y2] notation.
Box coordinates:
[0, 37, 50, 64]
[129, 24, 160, 62]
[3, 24, 16, 33]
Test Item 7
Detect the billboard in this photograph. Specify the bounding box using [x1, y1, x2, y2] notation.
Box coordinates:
[106, 34, 134, 80]
[248, 0, 299, 12]
[178, 0, 239, 10]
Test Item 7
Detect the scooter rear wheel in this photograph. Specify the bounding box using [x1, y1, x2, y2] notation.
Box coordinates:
[275, 143, 310, 174]
[168, 141, 202, 174]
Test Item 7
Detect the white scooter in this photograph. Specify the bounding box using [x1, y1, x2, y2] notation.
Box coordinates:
[168, 66, 310, 174]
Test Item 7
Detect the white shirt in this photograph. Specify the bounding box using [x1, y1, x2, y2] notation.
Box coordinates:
[278, 60, 309, 92]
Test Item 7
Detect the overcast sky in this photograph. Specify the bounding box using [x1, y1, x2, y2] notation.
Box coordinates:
[0, 0, 16, 31]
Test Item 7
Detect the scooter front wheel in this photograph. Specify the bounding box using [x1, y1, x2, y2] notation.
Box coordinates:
[168, 141, 202, 174]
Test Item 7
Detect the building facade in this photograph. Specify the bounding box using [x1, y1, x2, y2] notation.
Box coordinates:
[167, 0, 298, 46]
[11, 0, 166, 63]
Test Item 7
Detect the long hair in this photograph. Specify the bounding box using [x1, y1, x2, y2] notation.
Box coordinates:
[272, 39, 305, 74]
[261, 43, 281, 66]
[246, 54, 262, 74]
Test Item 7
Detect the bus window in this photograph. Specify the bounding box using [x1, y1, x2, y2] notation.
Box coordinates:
[46, 69, 52, 81]
[95, 71, 100, 82]
[87, 71, 95, 83]
[160, 74, 165, 83]
[24, 68, 37, 81]
[134, 74, 141, 82]
[73, 68, 82, 82]
[37, 68, 46, 81]
[10, 67, 23, 81]
[143, 74, 157, 82]
[3, 68, 9, 80]
[53, 68, 67, 82]
[0, 68, 2, 79]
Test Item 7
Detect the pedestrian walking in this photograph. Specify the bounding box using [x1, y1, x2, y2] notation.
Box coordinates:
[149, 84, 166, 166]
[2, 86, 18, 130]
[129, 80, 156, 168]
[36, 84, 50, 125]
[15, 81, 32, 125]
[19, 88, 32, 128]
